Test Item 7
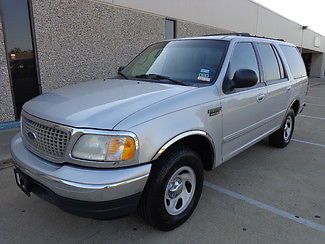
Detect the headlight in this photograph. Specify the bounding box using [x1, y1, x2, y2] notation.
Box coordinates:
[71, 134, 137, 161]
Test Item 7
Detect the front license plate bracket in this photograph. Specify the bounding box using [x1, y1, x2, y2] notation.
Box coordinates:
[14, 168, 31, 197]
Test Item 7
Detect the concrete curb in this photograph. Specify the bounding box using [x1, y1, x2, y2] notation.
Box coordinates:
[0, 159, 13, 170]
[0, 121, 20, 131]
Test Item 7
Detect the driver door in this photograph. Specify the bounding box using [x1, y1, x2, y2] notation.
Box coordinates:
[221, 42, 268, 162]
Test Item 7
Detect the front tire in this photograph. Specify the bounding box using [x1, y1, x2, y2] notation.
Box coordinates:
[138, 146, 203, 231]
[269, 109, 295, 148]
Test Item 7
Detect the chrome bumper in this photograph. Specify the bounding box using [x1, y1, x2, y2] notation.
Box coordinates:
[11, 134, 151, 202]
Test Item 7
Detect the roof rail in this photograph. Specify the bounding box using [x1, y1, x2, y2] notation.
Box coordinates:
[252, 35, 285, 42]
[204, 32, 251, 37]
[204, 32, 285, 42]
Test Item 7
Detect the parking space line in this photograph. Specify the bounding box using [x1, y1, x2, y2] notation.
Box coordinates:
[204, 181, 325, 233]
[309, 83, 325, 87]
[292, 139, 325, 148]
[305, 103, 325, 107]
[306, 96, 323, 99]
[299, 115, 325, 121]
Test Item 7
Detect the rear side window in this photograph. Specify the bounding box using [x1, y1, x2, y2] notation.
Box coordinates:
[228, 42, 259, 82]
[256, 43, 281, 81]
[280, 45, 307, 79]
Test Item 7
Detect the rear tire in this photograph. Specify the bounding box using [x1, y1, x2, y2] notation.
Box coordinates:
[138, 146, 203, 231]
[269, 109, 295, 148]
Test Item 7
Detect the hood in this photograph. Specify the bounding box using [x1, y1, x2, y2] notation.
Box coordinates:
[23, 79, 195, 129]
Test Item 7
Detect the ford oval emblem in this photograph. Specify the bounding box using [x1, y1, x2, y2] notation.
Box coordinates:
[27, 132, 37, 141]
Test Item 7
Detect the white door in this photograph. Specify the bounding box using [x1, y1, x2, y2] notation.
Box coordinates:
[221, 42, 269, 162]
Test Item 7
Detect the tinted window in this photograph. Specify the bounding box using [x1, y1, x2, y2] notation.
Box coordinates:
[0, 0, 40, 119]
[228, 42, 259, 82]
[280, 45, 307, 79]
[121, 40, 229, 85]
[165, 19, 176, 39]
[256, 43, 281, 81]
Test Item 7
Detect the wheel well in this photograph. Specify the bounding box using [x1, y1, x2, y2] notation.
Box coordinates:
[290, 100, 300, 116]
[158, 135, 215, 171]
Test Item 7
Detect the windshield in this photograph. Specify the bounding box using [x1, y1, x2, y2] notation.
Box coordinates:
[120, 40, 229, 86]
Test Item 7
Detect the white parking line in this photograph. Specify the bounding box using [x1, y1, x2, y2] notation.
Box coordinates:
[299, 115, 325, 121]
[292, 139, 325, 148]
[309, 83, 325, 87]
[305, 103, 325, 107]
[306, 96, 323, 99]
[204, 181, 325, 233]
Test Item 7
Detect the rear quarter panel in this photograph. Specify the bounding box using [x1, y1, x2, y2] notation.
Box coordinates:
[275, 43, 308, 112]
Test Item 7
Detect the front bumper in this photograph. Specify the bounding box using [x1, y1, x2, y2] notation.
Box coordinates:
[14, 168, 143, 219]
[11, 134, 151, 216]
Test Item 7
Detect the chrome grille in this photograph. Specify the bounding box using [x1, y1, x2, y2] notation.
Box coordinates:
[22, 116, 71, 159]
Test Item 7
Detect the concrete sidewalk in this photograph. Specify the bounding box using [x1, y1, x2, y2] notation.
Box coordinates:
[0, 128, 18, 165]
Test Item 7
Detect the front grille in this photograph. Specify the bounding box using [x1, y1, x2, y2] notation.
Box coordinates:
[22, 116, 71, 160]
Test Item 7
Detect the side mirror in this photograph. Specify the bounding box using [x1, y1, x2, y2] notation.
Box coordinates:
[232, 69, 258, 88]
[118, 66, 125, 73]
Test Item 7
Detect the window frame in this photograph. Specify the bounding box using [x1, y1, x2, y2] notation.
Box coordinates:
[165, 18, 176, 40]
[0, 0, 42, 120]
[223, 41, 264, 94]
[271, 44, 288, 80]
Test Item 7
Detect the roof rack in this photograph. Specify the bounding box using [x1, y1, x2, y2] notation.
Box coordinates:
[204, 32, 251, 37]
[204, 32, 285, 42]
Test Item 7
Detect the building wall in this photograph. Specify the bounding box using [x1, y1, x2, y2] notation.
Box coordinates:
[31, 0, 229, 93]
[310, 53, 325, 78]
[111, 0, 259, 36]
[176, 20, 225, 38]
[1, 0, 325, 123]
[110, 0, 325, 54]
[0, 0, 233, 123]
[31, 0, 165, 92]
[0, 19, 15, 122]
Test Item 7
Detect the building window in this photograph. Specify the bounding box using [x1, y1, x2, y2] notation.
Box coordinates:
[165, 19, 176, 39]
[0, 0, 40, 119]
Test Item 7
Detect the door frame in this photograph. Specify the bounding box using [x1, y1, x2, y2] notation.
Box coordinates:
[0, 0, 41, 120]
[220, 41, 270, 161]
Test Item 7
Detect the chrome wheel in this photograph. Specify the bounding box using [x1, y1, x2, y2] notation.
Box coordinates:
[284, 116, 293, 142]
[164, 166, 196, 216]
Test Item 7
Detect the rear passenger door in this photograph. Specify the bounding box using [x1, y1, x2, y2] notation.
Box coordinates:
[221, 42, 269, 161]
[256, 43, 291, 130]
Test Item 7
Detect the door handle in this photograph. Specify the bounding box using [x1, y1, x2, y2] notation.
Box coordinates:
[286, 87, 291, 92]
[256, 93, 265, 102]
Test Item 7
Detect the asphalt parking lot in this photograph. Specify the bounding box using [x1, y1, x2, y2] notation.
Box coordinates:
[1, 78, 325, 243]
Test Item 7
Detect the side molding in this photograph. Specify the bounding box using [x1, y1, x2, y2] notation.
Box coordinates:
[151, 130, 215, 161]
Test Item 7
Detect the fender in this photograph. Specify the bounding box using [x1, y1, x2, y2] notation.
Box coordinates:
[151, 130, 215, 161]
[278, 97, 301, 127]
[288, 97, 301, 115]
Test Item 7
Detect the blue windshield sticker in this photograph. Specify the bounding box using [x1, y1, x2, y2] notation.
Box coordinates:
[198, 68, 211, 82]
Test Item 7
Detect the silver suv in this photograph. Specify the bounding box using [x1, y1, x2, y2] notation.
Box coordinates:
[11, 34, 308, 231]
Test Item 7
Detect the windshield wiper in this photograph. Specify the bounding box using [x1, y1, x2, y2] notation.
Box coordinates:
[118, 72, 129, 80]
[135, 74, 189, 86]
[117, 70, 128, 80]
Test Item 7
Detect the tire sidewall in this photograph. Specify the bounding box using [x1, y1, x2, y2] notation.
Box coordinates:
[283, 109, 295, 144]
[145, 148, 203, 230]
